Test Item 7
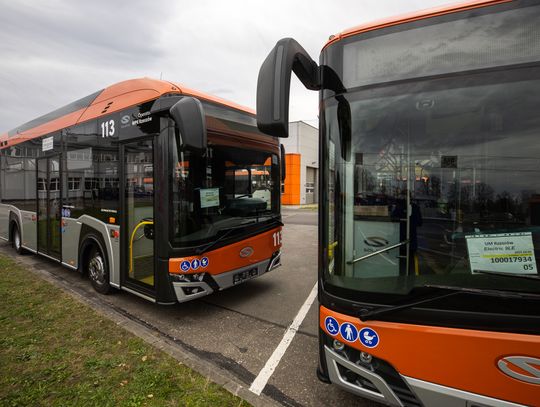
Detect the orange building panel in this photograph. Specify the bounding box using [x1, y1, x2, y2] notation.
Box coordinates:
[282, 153, 301, 205]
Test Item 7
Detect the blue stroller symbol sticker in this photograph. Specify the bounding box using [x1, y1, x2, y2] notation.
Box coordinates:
[340, 322, 358, 342]
[359, 327, 380, 348]
[201, 257, 209, 268]
[325, 316, 340, 336]
[180, 260, 190, 272]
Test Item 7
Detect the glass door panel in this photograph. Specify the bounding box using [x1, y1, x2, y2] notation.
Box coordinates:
[37, 158, 48, 253]
[49, 156, 61, 258]
[36, 155, 62, 259]
[124, 139, 155, 288]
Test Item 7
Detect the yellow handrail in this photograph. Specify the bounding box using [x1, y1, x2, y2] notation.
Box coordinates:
[129, 220, 154, 276]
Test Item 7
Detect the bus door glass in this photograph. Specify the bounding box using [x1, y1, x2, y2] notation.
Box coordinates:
[123, 139, 155, 289]
[36, 154, 61, 259]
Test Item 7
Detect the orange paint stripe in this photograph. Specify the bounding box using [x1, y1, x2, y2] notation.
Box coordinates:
[1, 77, 257, 146]
[324, 0, 512, 49]
[320, 305, 540, 405]
[169, 226, 281, 275]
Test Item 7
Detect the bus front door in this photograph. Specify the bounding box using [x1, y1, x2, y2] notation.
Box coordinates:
[36, 155, 62, 260]
[121, 139, 156, 294]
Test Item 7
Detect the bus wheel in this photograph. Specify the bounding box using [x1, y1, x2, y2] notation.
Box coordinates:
[87, 244, 111, 294]
[12, 225, 24, 255]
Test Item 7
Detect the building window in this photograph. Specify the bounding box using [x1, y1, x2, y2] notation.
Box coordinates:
[68, 177, 81, 191]
[50, 177, 60, 191]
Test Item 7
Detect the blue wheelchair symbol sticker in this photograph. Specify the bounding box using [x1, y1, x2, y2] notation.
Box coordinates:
[340, 322, 358, 342]
[201, 257, 209, 268]
[325, 316, 340, 336]
[191, 258, 200, 270]
[359, 327, 380, 348]
[180, 260, 190, 272]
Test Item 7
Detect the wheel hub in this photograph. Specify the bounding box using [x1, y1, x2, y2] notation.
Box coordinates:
[88, 254, 105, 285]
[14, 231, 20, 249]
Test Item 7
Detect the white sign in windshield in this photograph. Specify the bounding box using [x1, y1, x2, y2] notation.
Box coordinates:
[200, 188, 220, 209]
[466, 232, 537, 274]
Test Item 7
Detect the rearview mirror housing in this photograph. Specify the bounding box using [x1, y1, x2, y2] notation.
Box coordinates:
[169, 97, 207, 151]
[257, 38, 320, 138]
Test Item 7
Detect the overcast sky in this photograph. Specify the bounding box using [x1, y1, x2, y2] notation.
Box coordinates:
[0, 0, 453, 133]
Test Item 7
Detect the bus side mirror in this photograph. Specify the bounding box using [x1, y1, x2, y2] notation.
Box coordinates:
[169, 97, 207, 151]
[280, 144, 286, 182]
[257, 38, 320, 138]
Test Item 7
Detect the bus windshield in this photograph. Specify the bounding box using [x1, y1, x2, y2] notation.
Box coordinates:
[170, 120, 279, 247]
[324, 66, 540, 298]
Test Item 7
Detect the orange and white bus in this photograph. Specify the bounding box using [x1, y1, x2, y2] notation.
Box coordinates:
[0, 78, 283, 304]
[256, 1, 540, 405]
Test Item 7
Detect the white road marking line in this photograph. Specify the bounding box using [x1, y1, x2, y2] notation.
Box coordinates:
[249, 282, 318, 395]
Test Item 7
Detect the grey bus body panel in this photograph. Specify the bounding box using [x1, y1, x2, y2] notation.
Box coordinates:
[61, 217, 83, 268]
[323, 345, 527, 407]
[173, 257, 276, 303]
[403, 376, 526, 407]
[0, 205, 119, 288]
[0, 204, 12, 240]
[21, 210, 37, 251]
[0, 204, 23, 242]
[324, 345, 404, 406]
[0, 205, 8, 240]
[76, 215, 120, 287]
[0, 206, 34, 250]
[0, 205, 37, 251]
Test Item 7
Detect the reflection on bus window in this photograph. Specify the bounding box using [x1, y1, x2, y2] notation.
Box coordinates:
[326, 72, 540, 294]
[170, 141, 279, 246]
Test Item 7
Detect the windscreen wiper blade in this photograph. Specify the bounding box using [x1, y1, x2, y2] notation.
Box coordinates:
[358, 284, 540, 322]
[195, 221, 256, 255]
[474, 270, 540, 280]
[347, 240, 408, 265]
[358, 290, 461, 322]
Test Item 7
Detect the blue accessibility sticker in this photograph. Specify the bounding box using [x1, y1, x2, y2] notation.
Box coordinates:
[359, 327, 380, 348]
[201, 257, 209, 268]
[191, 258, 200, 270]
[340, 322, 358, 342]
[180, 260, 191, 273]
[324, 316, 340, 336]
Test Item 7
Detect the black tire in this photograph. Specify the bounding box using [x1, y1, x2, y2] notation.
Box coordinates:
[86, 243, 111, 294]
[11, 224, 25, 255]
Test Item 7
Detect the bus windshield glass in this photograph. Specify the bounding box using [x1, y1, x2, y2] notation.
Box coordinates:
[323, 4, 540, 298]
[170, 109, 279, 246]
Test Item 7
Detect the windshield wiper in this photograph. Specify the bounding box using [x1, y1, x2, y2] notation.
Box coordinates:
[358, 284, 540, 322]
[474, 270, 540, 280]
[347, 240, 408, 265]
[195, 221, 256, 255]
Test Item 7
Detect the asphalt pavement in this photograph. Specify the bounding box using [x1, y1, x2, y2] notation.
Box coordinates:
[1, 207, 380, 407]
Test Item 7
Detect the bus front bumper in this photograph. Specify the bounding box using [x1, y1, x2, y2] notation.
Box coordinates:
[171, 251, 281, 303]
[323, 345, 526, 407]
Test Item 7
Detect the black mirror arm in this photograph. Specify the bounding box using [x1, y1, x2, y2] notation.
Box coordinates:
[257, 38, 320, 138]
[292, 51, 320, 91]
[169, 97, 207, 151]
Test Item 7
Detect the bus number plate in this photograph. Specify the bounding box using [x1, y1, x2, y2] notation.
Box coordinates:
[233, 268, 258, 284]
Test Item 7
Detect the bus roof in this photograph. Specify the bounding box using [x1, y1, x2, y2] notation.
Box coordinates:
[0, 77, 254, 148]
[324, 0, 510, 49]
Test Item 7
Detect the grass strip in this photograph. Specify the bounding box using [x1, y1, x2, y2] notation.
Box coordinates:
[0, 255, 250, 407]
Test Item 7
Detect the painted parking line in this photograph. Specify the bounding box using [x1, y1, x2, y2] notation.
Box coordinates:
[249, 282, 318, 395]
